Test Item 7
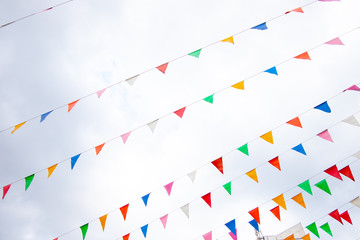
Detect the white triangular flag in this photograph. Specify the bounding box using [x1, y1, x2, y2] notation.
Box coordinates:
[187, 171, 196, 183]
[353, 152, 360, 159]
[147, 119, 159, 133]
[126, 75, 139, 86]
[343, 115, 360, 127]
[350, 197, 360, 208]
[181, 204, 190, 218]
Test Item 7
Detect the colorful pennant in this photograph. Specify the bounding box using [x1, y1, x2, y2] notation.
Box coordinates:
[314, 101, 331, 113]
[238, 143, 249, 156]
[211, 157, 224, 174]
[285, 7, 304, 14]
[11, 122, 26, 134]
[188, 49, 202, 58]
[221, 36, 234, 44]
[339, 165, 355, 181]
[294, 52, 311, 60]
[164, 182, 174, 196]
[141, 224, 148, 238]
[160, 214, 168, 228]
[122, 233, 130, 240]
[203, 231, 212, 240]
[99, 214, 107, 231]
[325, 37, 344, 45]
[25, 174, 35, 191]
[121, 132, 131, 144]
[80, 224, 88, 240]
[125, 75, 139, 86]
[142, 193, 150, 206]
[232, 81, 244, 90]
[317, 129, 333, 142]
[298, 180, 313, 195]
[291, 193, 306, 208]
[268, 156, 281, 171]
[95, 143, 105, 155]
[329, 209, 343, 224]
[203, 94, 214, 104]
[306, 222, 319, 238]
[251, 22, 268, 30]
[340, 211, 352, 224]
[270, 205, 281, 221]
[324, 165, 342, 180]
[201, 193, 212, 207]
[287, 116, 303, 128]
[156, 63, 168, 74]
[260, 131, 274, 144]
[40, 111, 53, 122]
[147, 119, 159, 133]
[225, 219, 236, 236]
[246, 168, 258, 183]
[2, 184, 11, 199]
[181, 204, 190, 218]
[120, 204, 129, 220]
[96, 89, 106, 98]
[71, 154, 81, 170]
[249, 219, 259, 231]
[319, 222, 332, 237]
[284, 234, 295, 240]
[223, 182, 232, 195]
[264, 66, 278, 75]
[292, 143, 307, 155]
[47, 164, 58, 178]
[174, 107, 186, 118]
[68, 99, 79, 112]
[187, 170, 196, 183]
[249, 207, 260, 224]
[315, 179, 331, 195]
[272, 194, 287, 210]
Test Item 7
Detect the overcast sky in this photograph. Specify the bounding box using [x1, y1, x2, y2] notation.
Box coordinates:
[1, 0, 360, 239]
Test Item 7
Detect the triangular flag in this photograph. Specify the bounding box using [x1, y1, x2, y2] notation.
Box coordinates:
[147, 119, 159, 133]
[287, 116, 303, 128]
[324, 165, 342, 180]
[223, 182, 232, 195]
[353, 151, 360, 159]
[156, 62, 168, 74]
[122, 233, 130, 240]
[40, 111, 53, 122]
[47, 164, 58, 178]
[232, 81, 244, 90]
[273, 194, 287, 210]
[285, 7, 304, 13]
[201, 192, 212, 207]
[96, 88, 106, 98]
[142, 193, 150, 206]
[99, 214, 107, 231]
[222, 36, 234, 44]
[249, 207, 260, 224]
[292, 144, 307, 155]
[306, 222, 319, 238]
[260, 131, 274, 144]
[329, 209, 343, 224]
[80, 224, 88, 240]
[25, 174, 35, 191]
[126, 75, 139, 86]
[302, 234, 311, 240]
[188, 49, 202, 58]
[350, 197, 360, 208]
[120, 204, 129, 220]
[264, 66, 278, 75]
[187, 170, 196, 183]
[249, 219, 259, 231]
[71, 154, 81, 170]
[317, 129, 333, 142]
[2, 184, 11, 199]
[160, 214, 168, 228]
[345, 85, 360, 91]
[203, 231, 212, 240]
[174, 107, 186, 118]
[229, 230, 238, 240]
[314, 101, 331, 113]
[141, 224, 148, 238]
[95, 143, 105, 155]
[181, 204, 190, 218]
[225, 219, 236, 236]
[342, 115, 360, 127]
[298, 180, 313, 195]
[320, 223, 332, 237]
[339, 165, 355, 181]
[292, 193, 306, 208]
[269, 156, 281, 171]
[315, 179, 332, 195]
[238, 143, 249, 156]
[121, 131, 131, 144]
[251, 22, 268, 30]
[211, 157, 224, 174]
[11, 122, 26, 134]
[294, 52, 311, 60]
[68, 99, 80, 112]
[164, 182, 174, 196]
[246, 169, 258, 183]
[270, 205, 281, 221]
[340, 211, 352, 224]
[203, 94, 214, 104]
[284, 234, 295, 240]
[325, 37, 344, 45]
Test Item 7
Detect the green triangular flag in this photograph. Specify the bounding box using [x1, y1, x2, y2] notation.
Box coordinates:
[298, 180, 313, 195]
[188, 49, 202, 58]
[80, 223, 89, 240]
[203, 94, 214, 104]
[223, 182, 232, 195]
[238, 143, 249, 156]
[315, 179, 332, 195]
[320, 222, 333, 237]
[306, 222, 320, 238]
[25, 174, 35, 191]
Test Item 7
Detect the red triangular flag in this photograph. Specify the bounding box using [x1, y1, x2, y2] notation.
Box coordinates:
[339, 165, 355, 181]
[287, 117, 302, 128]
[122, 233, 130, 240]
[268, 156, 281, 171]
[285, 7, 304, 14]
[324, 165, 342, 181]
[211, 157, 224, 174]
[120, 204, 129, 220]
[340, 211, 352, 224]
[294, 52, 311, 60]
[329, 209, 343, 224]
[2, 184, 11, 199]
[249, 207, 260, 224]
[68, 99, 80, 112]
[156, 62, 168, 74]
[201, 192, 212, 207]
[270, 205, 281, 221]
[174, 107, 186, 118]
[95, 143, 105, 155]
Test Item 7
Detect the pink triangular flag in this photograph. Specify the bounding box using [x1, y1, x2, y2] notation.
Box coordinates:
[160, 214, 168, 228]
[174, 107, 186, 118]
[325, 37, 344, 45]
[345, 85, 360, 91]
[121, 132, 131, 144]
[164, 182, 174, 196]
[229, 230, 237, 240]
[203, 231, 212, 240]
[317, 129, 333, 142]
[96, 88, 106, 98]
[157, 63, 168, 74]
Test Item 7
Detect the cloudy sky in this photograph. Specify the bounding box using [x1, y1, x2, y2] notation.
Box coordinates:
[1, 0, 360, 239]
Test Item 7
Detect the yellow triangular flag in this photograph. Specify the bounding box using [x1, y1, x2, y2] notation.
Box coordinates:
[47, 164, 58, 178]
[272, 194, 287, 210]
[291, 193, 306, 209]
[246, 168, 258, 183]
[221, 36, 234, 44]
[99, 214, 108, 231]
[11, 122, 26, 134]
[260, 131, 274, 144]
[232, 81, 244, 90]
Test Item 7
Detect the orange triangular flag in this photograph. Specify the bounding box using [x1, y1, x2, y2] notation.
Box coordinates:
[270, 205, 281, 221]
[11, 121, 26, 134]
[284, 234, 295, 240]
[99, 214, 107, 231]
[95, 143, 105, 155]
[120, 204, 129, 220]
[294, 52, 311, 60]
[287, 116, 302, 128]
[246, 169, 258, 183]
[221, 36, 234, 44]
[269, 156, 281, 171]
[291, 193, 306, 208]
[232, 81, 244, 90]
[68, 99, 80, 112]
[47, 164, 58, 178]
[285, 7, 304, 14]
[249, 207, 260, 224]
[156, 62, 168, 74]
[302, 233, 311, 240]
[122, 233, 130, 240]
[273, 194, 287, 210]
[260, 131, 274, 144]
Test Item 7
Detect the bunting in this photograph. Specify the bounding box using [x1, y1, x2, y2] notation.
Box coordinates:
[203, 94, 214, 104]
[260, 131, 274, 144]
[306, 222, 319, 238]
[160, 214, 168, 228]
[174, 107, 186, 118]
[181, 204, 190, 219]
[211, 157, 224, 174]
[324, 165, 342, 180]
[294, 52, 311, 60]
[284, 235, 295, 240]
[292, 143, 307, 155]
[285, 7, 304, 14]
[96, 88, 106, 98]
[80, 224, 88, 240]
[188, 49, 202, 58]
[142, 193, 150, 206]
[229, 230, 237, 240]
[164, 182, 174, 196]
[99, 214, 107, 231]
[40, 111, 53, 122]
[231, 81, 245, 90]
[272, 194, 287, 210]
[298, 180, 313, 195]
[225, 219, 236, 236]
[270, 205, 281, 221]
[201, 193, 212, 207]
[329, 209, 343, 224]
[291, 193, 306, 208]
[249, 207, 260, 224]
[95, 143, 105, 155]
[120, 204, 129, 220]
[287, 116, 303, 128]
[302, 234, 311, 240]
[325, 37, 344, 45]
[238, 143, 249, 156]
[268, 156, 281, 171]
[147, 119, 159, 133]
[246, 168, 258, 183]
[249, 219, 259, 231]
[156, 63, 168, 74]
[25, 174, 35, 191]
[319, 223, 332, 237]
[203, 231, 212, 240]
[264, 66, 278, 75]
[71, 154, 81, 170]
[125, 75, 139, 86]
[2, 184, 11, 199]
[222, 36, 234, 44]
[223, 182, 232, 195]
[251, 22, 268, 30]
[121, 132, 131, 144]
[315, 179, 331, 195]
[314, 101, 331, 113]
[339, 165, 355, 181]
[317, 129, 333, 142]
[141, 224, 148, 238]
[122, 233, 130, 240]
[11, 122, 26, 134]
[47, 164, 58, 178]
[187, 171, 196, 183]
[68, 99, 79, 112]
[340, 211, 352, 224]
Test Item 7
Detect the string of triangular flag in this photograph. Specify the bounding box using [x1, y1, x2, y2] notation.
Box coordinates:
[2, 77, 360, 200]
[1, 0, 346, 134]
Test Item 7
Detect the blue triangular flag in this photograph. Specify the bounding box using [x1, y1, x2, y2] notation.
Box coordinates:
[292, 144, 307, 155]
[249, 219, 259, 231]
[142, 193, 150, 206]
[251, 22, 268, 30]
[225, 219, 236, 236]
[314, 101, 331, 113]
[40, 110, 53, 122]
[264, 66, 278, 75]
[141, 224, 148, 238]
[71, 154, 81, 170]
